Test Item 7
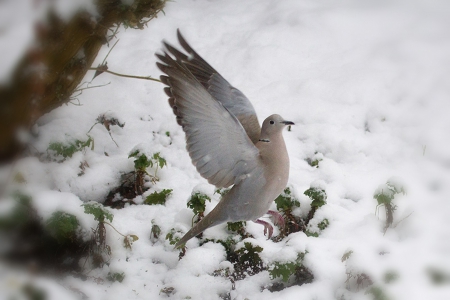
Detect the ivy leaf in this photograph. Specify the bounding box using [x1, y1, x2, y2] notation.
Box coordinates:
[145, 189, 173, 205]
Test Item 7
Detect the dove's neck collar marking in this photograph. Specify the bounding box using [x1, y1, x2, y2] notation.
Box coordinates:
[259, 138, 270, 143]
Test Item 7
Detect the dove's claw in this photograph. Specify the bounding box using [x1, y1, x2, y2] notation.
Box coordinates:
[254, 219, 274, 239]
[267, 210, 285, 230]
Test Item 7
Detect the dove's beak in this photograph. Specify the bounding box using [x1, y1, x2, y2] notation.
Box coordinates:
[281, 120, 295, 125]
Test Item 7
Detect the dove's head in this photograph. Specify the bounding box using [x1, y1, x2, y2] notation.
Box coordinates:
[259, 114, 294, 141]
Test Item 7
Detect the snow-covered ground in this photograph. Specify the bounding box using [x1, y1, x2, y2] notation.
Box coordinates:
[1, 0, 450, 299]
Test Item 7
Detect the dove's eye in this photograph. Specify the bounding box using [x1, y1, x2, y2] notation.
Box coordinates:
[269, 120, 275, 125]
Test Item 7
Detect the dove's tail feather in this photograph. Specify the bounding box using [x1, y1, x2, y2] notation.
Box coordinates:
[174, 209, 227, 249]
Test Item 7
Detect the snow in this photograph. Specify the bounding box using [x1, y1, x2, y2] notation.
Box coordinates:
[1, 0, 450, 299]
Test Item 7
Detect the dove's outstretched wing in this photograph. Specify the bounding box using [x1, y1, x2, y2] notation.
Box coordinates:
[161, 29, 261, 144]
[156, 52, 260, 188]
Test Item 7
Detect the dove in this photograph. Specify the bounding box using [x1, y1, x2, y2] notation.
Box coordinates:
[156, 30, 294, 248]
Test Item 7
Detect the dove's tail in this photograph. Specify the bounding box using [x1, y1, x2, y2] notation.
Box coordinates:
[174, 208, 227, 249]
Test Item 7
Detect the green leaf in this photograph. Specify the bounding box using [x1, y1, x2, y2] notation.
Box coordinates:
[341, 250, 353, 262]
[107, 272, 125, 283]
[46, 211, 79, 243]
[165, 228, 182, 245]
[144, 189, 173, 205]
[269, 261, 297, 282]
[365, 286, 390, 300]
[187, 192, 211, 215]
[275, 187, 300, 212]
[48, 136, 94, 159]
[227, 221, 246, 233]
[304, 187, 327, 207]
[82, 202, 113, 223]
[152, 152, 167, 169]
[236, 242, 263, 265]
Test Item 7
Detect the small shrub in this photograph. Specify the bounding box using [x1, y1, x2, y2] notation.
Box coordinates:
[268, 253, 314, 288]
[365, 286, 390, 300]
[46, 211, 80, 244]
[234, 242, 264, 278]
[83, 202, 114, 223]
[48, 136, 94, 160]
[384, 271, 399, 284]
[306, 218, 329, 237]
[304, 185, 327, 225]
[144, 189, 173, 205]
[187, 192, 211, 223]
[129, 150, 168, 194]
[374, 177, 406, 232]
[275, 187, 300, 212]
[107, 271, 125, 283]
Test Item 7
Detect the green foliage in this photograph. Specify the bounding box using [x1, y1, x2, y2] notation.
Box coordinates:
[21, 283, 47, 300]
[341, 250, 353, 262]
[384, 271, 399, 284]
[236, 242, 263, 266]
[306, 218, 329, 237]
[374, 180, 406, 206]
[365, 286, 390, 300]
[275, 187, 300, 212]
[165, 228, 182, 245]
[227, 221, 246, 233]
[151, 220, 161, 239]
[187, 192, 211, 216]
[82, 202, 113, 223]
[427, 267, 450, 285]
[269, 261, 297, 282]
[46, 211, 79, 243]
[48, 136, 94, 159]
[269, 253, 308, 283]
[107, 272, 125, 283]
[318, 218, 329, 230]
[215, 188, 230, 196]
[304, 187, 327, 208]
[0, 193, 34, 229]
[128, 150, 167, 173]
[144, 189, 173, 205]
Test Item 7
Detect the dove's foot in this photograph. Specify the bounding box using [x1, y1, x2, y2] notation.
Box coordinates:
[254, 219, 274, 239]
[267, 210, 285, 230]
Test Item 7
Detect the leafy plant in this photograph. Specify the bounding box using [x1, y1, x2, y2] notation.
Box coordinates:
[144, 189, 173, 205]
[48, 136, 94, 160]
[269, 261, 298, 282]
[187, 192, 211, 223]
[275, 187, 300, 212]
[165, 228, 183, 246]
[150, 220, 161, 241]
[384, 271, 399, 284]
[306, 218, 329, 237]
[274, 187, 304, 238]
[46, 211, 80, 244]
[82, 202, 138, 266]
[304, 185, 327, 225]
[83, 202, 113, 223]
[341, 250, 353, 262]
[235, 242, 264, 277]
[365, 286, 390, 300]
[268, 253, 314, 288]
[374, 178, 406, 233]
[129, 150, 168, 195]
[107, 271, 125, 283]
[306, 152, 323, 168]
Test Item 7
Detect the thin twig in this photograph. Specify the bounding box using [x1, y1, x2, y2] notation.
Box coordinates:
[102, 38, 120, 65]
[88, 68, 161, 82]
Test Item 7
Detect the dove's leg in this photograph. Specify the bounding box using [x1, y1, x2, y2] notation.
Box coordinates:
[267, 210, 285, 230]
[254, 219, 274, 239]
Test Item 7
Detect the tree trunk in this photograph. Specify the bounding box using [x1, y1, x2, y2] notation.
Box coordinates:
[0, 0, 166, 162]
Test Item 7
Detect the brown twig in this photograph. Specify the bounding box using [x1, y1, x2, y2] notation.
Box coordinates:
[88, 68, 161, 82]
